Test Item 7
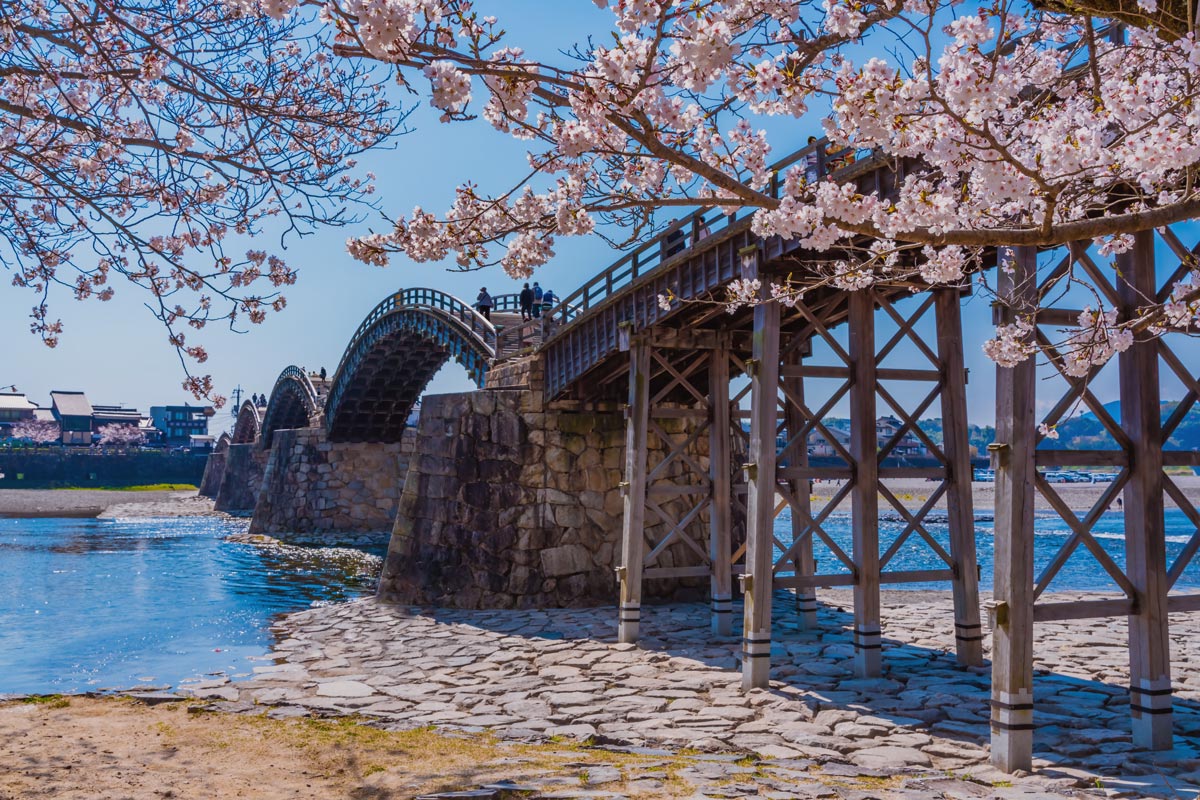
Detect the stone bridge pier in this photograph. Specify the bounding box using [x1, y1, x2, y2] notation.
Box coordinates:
[376, 357, 734, 608]
[248, 424, 414, 538]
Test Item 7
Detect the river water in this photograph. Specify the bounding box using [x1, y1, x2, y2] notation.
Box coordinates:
[0, 515, 380, 695]
[1, 509, 1197, 695]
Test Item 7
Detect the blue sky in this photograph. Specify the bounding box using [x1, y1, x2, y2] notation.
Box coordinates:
[1, 2, 1188, 430]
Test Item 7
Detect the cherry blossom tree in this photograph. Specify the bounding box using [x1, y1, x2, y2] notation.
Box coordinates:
[1, 0, 404, 404]
[9, 419, 61, 444]
[96, 423, 147, 446]
[239, 0, 1200, 376]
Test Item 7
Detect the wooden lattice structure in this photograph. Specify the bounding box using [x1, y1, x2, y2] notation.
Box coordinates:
[250, 134, 1199, 774]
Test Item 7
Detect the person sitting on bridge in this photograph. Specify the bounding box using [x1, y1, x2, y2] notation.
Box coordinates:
[519, 282, 534, 321]
[531, 281, 543, 318]
[476, 287, 493, 321]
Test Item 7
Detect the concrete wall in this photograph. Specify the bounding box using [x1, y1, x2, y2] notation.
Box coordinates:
[0, 449, 207, 488]
[214, 443, 267, 514]
[376, 388, 714, 609]
[248, 426, 414, 539]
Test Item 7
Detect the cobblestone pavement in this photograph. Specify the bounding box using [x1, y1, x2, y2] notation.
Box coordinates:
[179, 590, 1200, 799]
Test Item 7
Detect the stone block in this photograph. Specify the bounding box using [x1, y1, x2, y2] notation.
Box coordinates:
[540, 544, 592, 577]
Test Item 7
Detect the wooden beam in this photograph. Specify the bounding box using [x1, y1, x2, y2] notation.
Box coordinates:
[709, 344, 734, 636]
[1167, 593, 1200, 613]
[849, 288, 881, 678]
[742, 248, 780, 690]
[990, 246, 1038, 773]
[783, 344, 818, 629]
[936, 288, 984, 667]
[1118, 230, 1174, 750]
[618, 338, 651, 644]
[1033, 597, 1133, 622]
[1035, 449, 1128, 467]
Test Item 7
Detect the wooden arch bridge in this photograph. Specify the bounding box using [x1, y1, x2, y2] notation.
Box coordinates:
[250, 136, 1200, 773]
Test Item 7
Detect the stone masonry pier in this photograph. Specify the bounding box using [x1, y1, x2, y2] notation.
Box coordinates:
[377, 385, 724, 609]
[213, 442, 268, 514]
[248, 426, 414, 539]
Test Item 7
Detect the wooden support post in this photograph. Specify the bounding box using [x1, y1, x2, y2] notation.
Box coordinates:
[618, 338, 650, 645]
[709, 344, 734, 636]
[990, 246, 1038, 773]
[935, 289, 984, 667]
[1117, 230, 1174, 749]
[848, 289, 881, 677]
[742, 249, 780, 690]
[783, 345, 818, 629]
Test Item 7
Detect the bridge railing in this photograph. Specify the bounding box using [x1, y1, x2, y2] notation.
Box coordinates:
[339, 287, 499, 369]
[540, 136, 860, 339]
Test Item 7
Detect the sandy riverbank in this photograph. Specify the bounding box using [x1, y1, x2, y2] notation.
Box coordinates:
[0, 488, 219, 519]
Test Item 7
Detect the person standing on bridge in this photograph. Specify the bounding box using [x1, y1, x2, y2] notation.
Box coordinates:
[531, 281, 543, 318]
[519, 282, 534, 321]
[476, 287, 493, 321]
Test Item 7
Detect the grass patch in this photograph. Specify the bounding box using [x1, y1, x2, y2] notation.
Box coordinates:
[62, 483, 197, 492]
[20, 694, 70, 708]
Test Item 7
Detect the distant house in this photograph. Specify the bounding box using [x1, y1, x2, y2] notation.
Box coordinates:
[0, 392, 37, 437]
[809, 425, 851, 457]
[91, 404, 142, 428]
[48, 391, 143, 445]
[150, 404, 213, 447]
[876, 415, 926, 457]
[50, 391, 94, 445]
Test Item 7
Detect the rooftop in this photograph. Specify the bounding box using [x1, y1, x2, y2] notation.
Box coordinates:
[50, 391, 93, 418]
[0, 392, 36, 412]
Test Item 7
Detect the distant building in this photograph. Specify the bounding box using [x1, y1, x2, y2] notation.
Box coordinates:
[150, 404, 213, 447]
[92, 404, 142, 429]
[48, 391, 144, 445]
[50, 391, 94, 445]
[0, 392, 37, 437]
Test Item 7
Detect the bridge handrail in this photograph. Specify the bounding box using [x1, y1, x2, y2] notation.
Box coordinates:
[540, 136, 860, 338]
[338, 287, 498, 370]
[274, 365, 320, 408]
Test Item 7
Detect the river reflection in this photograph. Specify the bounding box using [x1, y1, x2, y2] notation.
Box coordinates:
[0, 515, 378, 695]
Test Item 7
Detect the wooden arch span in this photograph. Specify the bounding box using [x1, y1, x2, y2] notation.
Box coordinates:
[323, 288, 496, 443]
[260, 366, 322, 449]
[231, 399, 263, 445]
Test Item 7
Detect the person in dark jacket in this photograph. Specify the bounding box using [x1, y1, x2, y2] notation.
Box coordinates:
[518, 282, 534, 321]
[476, 287, 493, 321]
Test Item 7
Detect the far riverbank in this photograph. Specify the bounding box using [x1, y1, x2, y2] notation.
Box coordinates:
[0, 488, 220, 519]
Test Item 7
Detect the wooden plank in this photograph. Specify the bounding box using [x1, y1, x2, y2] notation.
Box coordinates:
[709, 344, 734, 636]
[779, 365, 941, 382]
[742, 248, 780, 690]
[877, 467, 945, 479]
[618, 339, 651, 644]
[990, 246, 1038, 773]
[1035, 449, 1128, 467]
[774, 573, 856, 589]
[848, 288, 881, 678]
[1163, 451, 1200, 467]
[1117, 230, 1174, 750]
[936, 288, 984, 667]
[647, 485, 710, 498]
[880, 569, 956, 584]
[1167, 593, 1200, 613]
[650, 407, 710, 419]
[777, 466, 854, 481]
[783, 344, 818, 629]
[645, 565, 712, 579]
[1033, 598, 1133, 622]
